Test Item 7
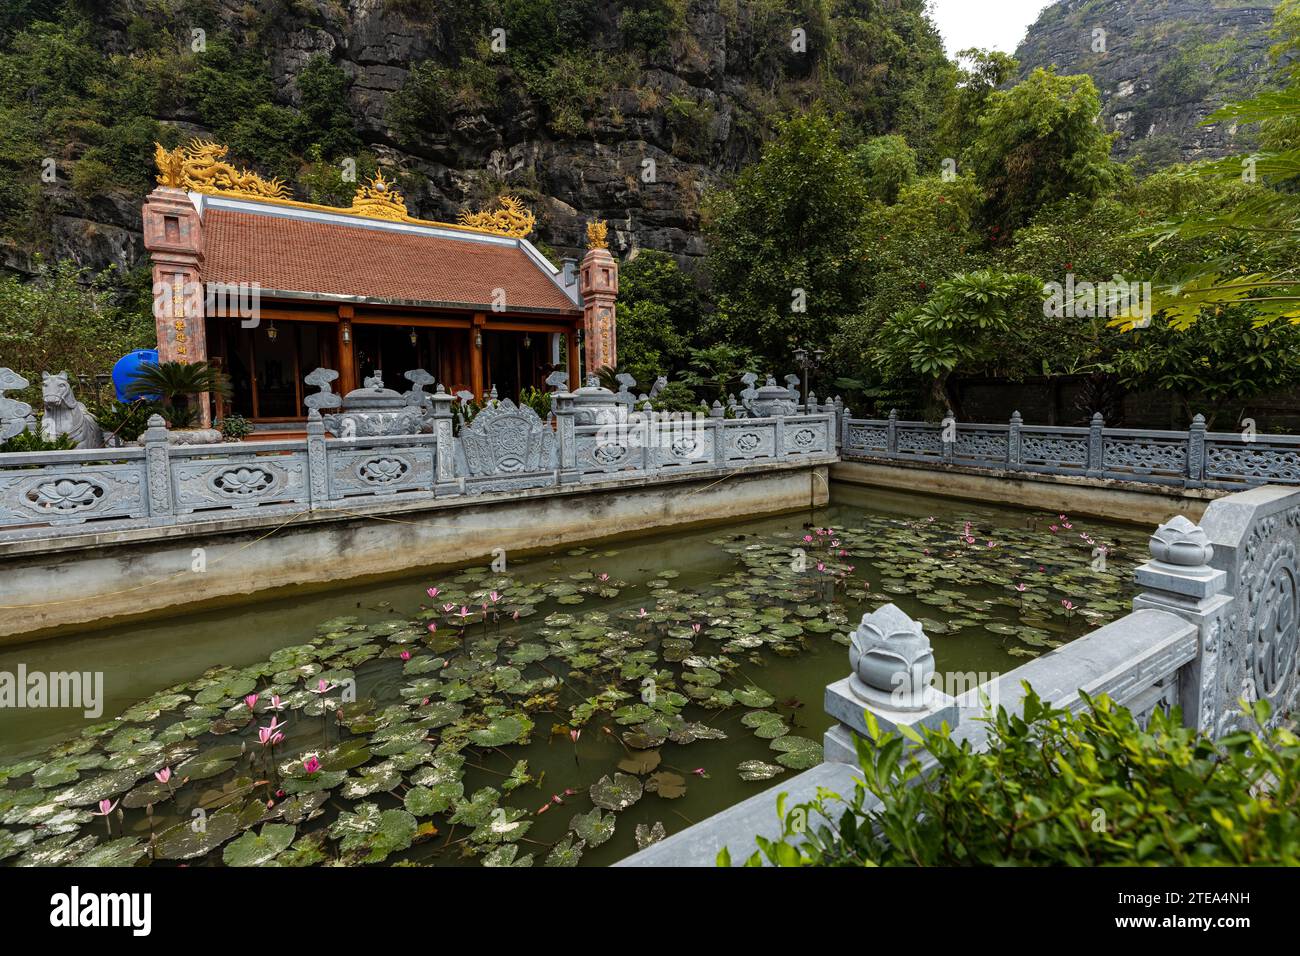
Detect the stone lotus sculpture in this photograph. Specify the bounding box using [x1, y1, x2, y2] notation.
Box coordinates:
[40, 372, 103, 449]
[1147, 514, 1214, 567]
[847, 603, 937, 712]
[571, 376, 622, 426]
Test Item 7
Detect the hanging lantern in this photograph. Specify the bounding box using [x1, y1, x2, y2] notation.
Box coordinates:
[267, 321, 278, 342]
[523, 332, 532, 349]
[409, 327, 418, 346]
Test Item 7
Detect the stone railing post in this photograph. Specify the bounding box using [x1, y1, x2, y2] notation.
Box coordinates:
[886, 409, 898, 456]
[941, 409, 955, 464]
[305, 409, 328, 508]
[142, 414, 174, 522]
[710, 405, 727, 468]
[1131, 515, 1232, 733]
[1007, 410, 1022, 469]
[838, 400, 850, 453]
[554, 390, 580, 484]
[1186, 413, 1206, 489]
[430, 384, 460, 495]
[823, 603, 959, 763]
[1086, 412, 1104, 477]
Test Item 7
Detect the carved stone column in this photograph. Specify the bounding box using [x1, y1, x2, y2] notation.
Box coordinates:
[579, 221, 618, 373]
[142, 185, 209, 424]
[824, 603, 959, 763]
[1132, 515, 1231, 734]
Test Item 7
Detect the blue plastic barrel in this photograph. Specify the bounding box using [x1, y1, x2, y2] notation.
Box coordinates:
[112, 349, 160, 402]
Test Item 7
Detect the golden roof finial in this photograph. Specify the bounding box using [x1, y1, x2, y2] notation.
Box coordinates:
[457, 195, 536, 239]
[152, 139, 289, 199]
[350, 171, 408, 221]
[586, 219, 608, 250]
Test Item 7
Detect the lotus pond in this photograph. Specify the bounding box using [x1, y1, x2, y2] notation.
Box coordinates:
[0, 484, 1150, 867]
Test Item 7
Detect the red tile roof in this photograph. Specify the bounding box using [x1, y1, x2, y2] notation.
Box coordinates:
[201, 207, 580, 314]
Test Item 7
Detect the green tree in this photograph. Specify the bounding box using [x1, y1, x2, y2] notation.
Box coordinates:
[938, 47, 1019, 159]
[873, 269, 1044, 416]
[705, 109, 872, 366]
[295, 55, 361, 159]
[964, 69, 1123, 239]
[615, 250, 702, 384]
[1111, 308, 1300, 428]
[852, 134, 916, 204]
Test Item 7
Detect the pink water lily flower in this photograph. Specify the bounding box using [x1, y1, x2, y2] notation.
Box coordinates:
[1049, 525, 1059, 533]
[302, 755, 322, 775]
[570, 729, 581, 743]
[458, 606, 472, 619]
[598, 573, 609, 582]
[266, 694, 285, 712]
[691, 622, 702, 634]
[155, 766, 172, 784]
[1014, 583, 1027, 593]
[258, 717, 287, 747]
[512, 610, 520, 620]
[427, 586, 440, 598]
[1061, 599, 1077, 611]
[816, 562, 826, 572]
[427, 621, 438, 633]
[244, 693, 259, 711]
[91, 798, 120, 816]
[442, 603, 456, 613]
[490, 591, 501, 602]
[803, 534, 813, 543]
[313, 678, 338, 695]
[638, 608, 648, 618]
[691, 768, 707, 776]
[400, 650, 411, 661]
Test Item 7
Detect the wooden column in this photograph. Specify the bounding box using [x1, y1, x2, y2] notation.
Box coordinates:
[470, 313, 486, 400]
[338, 305, 357, 395]
[567, 325, 581, 389]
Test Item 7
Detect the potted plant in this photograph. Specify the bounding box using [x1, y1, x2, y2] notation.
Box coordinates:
[125, 361, 232, 443]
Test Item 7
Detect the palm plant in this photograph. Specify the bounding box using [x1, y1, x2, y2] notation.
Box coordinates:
[125, 361, 231, 427]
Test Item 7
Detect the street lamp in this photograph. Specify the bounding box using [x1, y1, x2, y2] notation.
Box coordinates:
[792, 346, 825, 407]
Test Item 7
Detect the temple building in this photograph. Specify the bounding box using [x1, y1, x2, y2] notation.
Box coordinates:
[142, 140, 618, 428]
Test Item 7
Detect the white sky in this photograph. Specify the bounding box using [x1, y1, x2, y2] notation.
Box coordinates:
[928, 0, 1055, 56]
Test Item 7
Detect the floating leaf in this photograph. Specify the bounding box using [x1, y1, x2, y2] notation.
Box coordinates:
[222, 824, 296, 867]
[589, 773, 643, 811]
[569, 807, 616, 848]
[737, 760, 785, 782]
[635, 821, 666, 850]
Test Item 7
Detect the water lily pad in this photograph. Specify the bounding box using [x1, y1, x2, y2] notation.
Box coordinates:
[617, 749, 661, 775]
[769, 735, 822, 769]
[741, 710, 789, 739]
[644, 771, 686, 798]
[544, 834, 584, 867]
[569, 807, 616, 847]
[222, 823, 296, 866]
[732, 685, 776, 708]
[589, 773, 643, 811]
[635, 821, 667, 849]
[737, 760, 786, 781]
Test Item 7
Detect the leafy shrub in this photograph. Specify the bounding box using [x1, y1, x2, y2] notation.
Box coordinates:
[91, 398, 160, 444]
[0, 428, 75, 452]
[725, 689, 1300, 867]
[218, 413, 253, 441]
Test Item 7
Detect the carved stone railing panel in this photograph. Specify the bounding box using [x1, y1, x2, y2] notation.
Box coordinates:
[170, 444, 310, 515]
[782, 416, 832, 456]
[952, 428, 1008, 468]
[895, 424, 942, 459]
[325, 436, 436, 500]
[1204, 435, 1300, 488]
[723, 420, 778, 462]
[0, 454, 148, 527]
[1200, 486, 1300, 735]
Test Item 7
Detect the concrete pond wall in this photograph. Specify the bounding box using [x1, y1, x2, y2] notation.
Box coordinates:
[0, 460, 831, 644]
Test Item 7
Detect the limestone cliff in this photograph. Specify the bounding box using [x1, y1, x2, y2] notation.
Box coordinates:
[1015, 0, 1281, 170]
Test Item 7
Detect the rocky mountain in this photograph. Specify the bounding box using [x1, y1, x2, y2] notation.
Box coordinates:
[1015, 0, 1281, 170]
[0, 0, 951, 283]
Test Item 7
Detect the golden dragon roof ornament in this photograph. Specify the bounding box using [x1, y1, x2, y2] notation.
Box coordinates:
[457, 195, 536, 239]
[153, 140, 539, 238]
[586, 219, 609, 250]
[154, 139, 290, 200]
[349, 171, 408, 221]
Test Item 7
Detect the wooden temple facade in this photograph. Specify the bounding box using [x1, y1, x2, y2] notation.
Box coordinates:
[142, 141, 619, 426]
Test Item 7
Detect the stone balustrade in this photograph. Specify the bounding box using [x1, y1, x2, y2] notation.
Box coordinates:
[842, 409, 1300, 490]
[0, 382, 838, 539]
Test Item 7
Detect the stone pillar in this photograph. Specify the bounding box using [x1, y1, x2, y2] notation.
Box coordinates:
[886, 409, 898, 456]
[430, 384, 460, 496]
[1007, 410, 1023, 469]
[141, 413, 174, 522]
[823, 603, 958, 763]
[554, 389, 579, 484]
[1086, 412, 1105, 477]
[579, 242, 618, 374]
[1132, 515, 1231, 734]
[305, 409, 328, 508]
[142, 186, 209, 424]
[1186, 413, 1206, 489]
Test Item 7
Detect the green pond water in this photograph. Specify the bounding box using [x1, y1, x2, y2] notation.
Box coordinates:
[0, 484, 1150, 867]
